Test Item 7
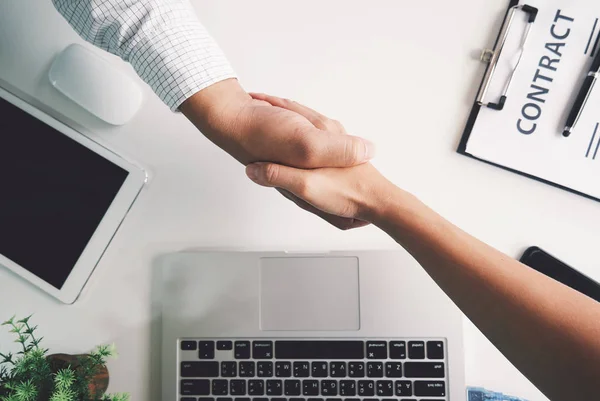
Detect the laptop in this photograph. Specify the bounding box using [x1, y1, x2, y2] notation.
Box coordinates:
[159, 251, 465, 401]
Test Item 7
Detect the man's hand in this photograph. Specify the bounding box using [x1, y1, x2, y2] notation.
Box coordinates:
[180, 79, 375, 229]
[179, 79, 375, 168]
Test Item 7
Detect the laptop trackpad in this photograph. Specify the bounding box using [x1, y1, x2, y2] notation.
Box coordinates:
[260, 257, 360, 331]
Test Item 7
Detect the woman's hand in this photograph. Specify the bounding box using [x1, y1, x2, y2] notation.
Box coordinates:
[245, 161, 404, 226]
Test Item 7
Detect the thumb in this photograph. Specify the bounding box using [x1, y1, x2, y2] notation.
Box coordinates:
[304, 129, 376, 168]
[246, 162, 308, 193]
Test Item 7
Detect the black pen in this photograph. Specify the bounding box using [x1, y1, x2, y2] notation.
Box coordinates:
[563, 50, 600, 137]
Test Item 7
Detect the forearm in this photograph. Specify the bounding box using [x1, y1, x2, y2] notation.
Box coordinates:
[52, 0, 236, 111]
[372, 186, 600, 401]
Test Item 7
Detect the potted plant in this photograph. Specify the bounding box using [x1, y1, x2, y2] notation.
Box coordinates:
[0, 316, 129, 401]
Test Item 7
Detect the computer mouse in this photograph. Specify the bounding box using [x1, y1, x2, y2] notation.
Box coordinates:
[49, 43, 143, 125]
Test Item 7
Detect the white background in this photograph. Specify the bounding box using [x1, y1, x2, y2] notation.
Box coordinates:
[1, 1, 600, 400]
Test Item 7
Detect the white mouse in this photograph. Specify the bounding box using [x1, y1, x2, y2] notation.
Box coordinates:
[49, 43, 143, 125]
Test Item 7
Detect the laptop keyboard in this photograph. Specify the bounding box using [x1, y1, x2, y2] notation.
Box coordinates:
[178, 339, 448, 401]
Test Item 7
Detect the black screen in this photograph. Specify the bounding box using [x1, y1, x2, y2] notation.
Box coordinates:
[0, 96, 128, 289]
[520, 247, 600, 303]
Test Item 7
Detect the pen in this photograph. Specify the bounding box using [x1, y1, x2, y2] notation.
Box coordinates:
[563, 50, 600, 137]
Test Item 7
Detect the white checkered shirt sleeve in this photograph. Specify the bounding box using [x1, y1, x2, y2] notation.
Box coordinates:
[52, 0, 237, 111]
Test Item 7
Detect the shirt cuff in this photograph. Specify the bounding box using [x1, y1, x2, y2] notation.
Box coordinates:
[128, 19, 237, 111]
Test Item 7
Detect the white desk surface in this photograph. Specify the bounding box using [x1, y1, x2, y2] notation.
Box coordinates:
[1, 1, 599, 400]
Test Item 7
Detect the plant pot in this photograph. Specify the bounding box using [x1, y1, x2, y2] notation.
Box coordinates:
[46, 353, 109, 399]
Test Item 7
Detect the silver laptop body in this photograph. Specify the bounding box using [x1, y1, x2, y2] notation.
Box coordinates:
[158, 250, 465, 401]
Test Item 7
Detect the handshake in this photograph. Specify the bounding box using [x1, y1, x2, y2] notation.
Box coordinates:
[181, 78, 400, 231]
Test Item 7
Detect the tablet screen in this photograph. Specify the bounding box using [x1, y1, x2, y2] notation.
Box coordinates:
[0, 97, 129, 289]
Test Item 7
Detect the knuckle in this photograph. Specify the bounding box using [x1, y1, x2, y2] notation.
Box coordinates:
[317, 116, 336, 132]
[332, 119, 347, 133]
[339, 201, 359, 219]
[343, 139, 363, 165]
[295, 176, 312, 199]
[264, 164, 280, 184]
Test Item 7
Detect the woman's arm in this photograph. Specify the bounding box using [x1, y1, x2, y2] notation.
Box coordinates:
[244, 96, 600, 401]
[373, 185, 600, 401]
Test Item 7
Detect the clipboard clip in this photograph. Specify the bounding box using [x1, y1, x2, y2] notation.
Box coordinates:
[476, 4, 538, 111]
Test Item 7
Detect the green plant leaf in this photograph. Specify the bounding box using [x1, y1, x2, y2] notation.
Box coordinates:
[1, 315, 15, 326]
[53, 369, 75, 392]
[14, 379, 38, 401]
[49, 387, 76, 401]
[16, 315, 32, 325]
[102, 393, 130, 401]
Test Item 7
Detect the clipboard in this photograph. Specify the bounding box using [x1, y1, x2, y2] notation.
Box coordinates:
[458, 0, 600, 203]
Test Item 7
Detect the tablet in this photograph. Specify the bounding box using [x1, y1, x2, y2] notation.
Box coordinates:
[0, 85, 147, 303]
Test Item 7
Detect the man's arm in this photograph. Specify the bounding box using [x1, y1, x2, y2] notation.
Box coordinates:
[52, 0, 235, 111]
[52, 0, 375, 229]
[244, 96, 600, 401]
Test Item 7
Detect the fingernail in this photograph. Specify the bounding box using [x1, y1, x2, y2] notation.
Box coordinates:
[246, 164, 260, 181]
[363, 139, 376, 160]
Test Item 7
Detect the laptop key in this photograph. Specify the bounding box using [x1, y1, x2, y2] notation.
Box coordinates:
[303, 380, 319, 396]
[197, 398, 214, 401]
[312, 362, 328, 377]
[212, 380, 228, 395]
[230, 380, 246, 395]
[276, 361, 292, 377]
[426, 341, 444, 359]
[181, 362, 219, 378]
[320, 380, 338, 396]
[181, 379, 210, 396]
[181, 341, 197, 351]
[285, 379, 302, 395]
[385, 362, 403, 378]
[294, 361, 310, 377]
[199, 341, 215, 359]
[366, 341, 388, 359]
[257, 361, 273, 377]
[234, 398, 250, 401]
[389, 341, 407, 359]
[290, 398, 306, 401]
[339, 380, 356, 396]
[217, 341, 233, 351]
[348, 362, 365, 378]
[394, 380, 413, 396]
[330, 362, 346, 377]
[253, 341, 273, 359]
[357, 380, 375, 396]
[376, 380, 393, 396]
[253, 398, 268, 401]
[414, 380, 445, 397]
[221, 362, 237, 378]
[216, 398, 232, 401]
[180, 398, 196, 401]
[248, 380, 264, 396]
[266, 379, 283, 396]
[234, 341, 251, 359]
[275, 341, 365, 359]
[404, 362, 445, 378]
[408, 342, 425, 359]
[239, 362, 255, 377]
[366, 362, 383, 378]
[308, 399, 324, 401]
